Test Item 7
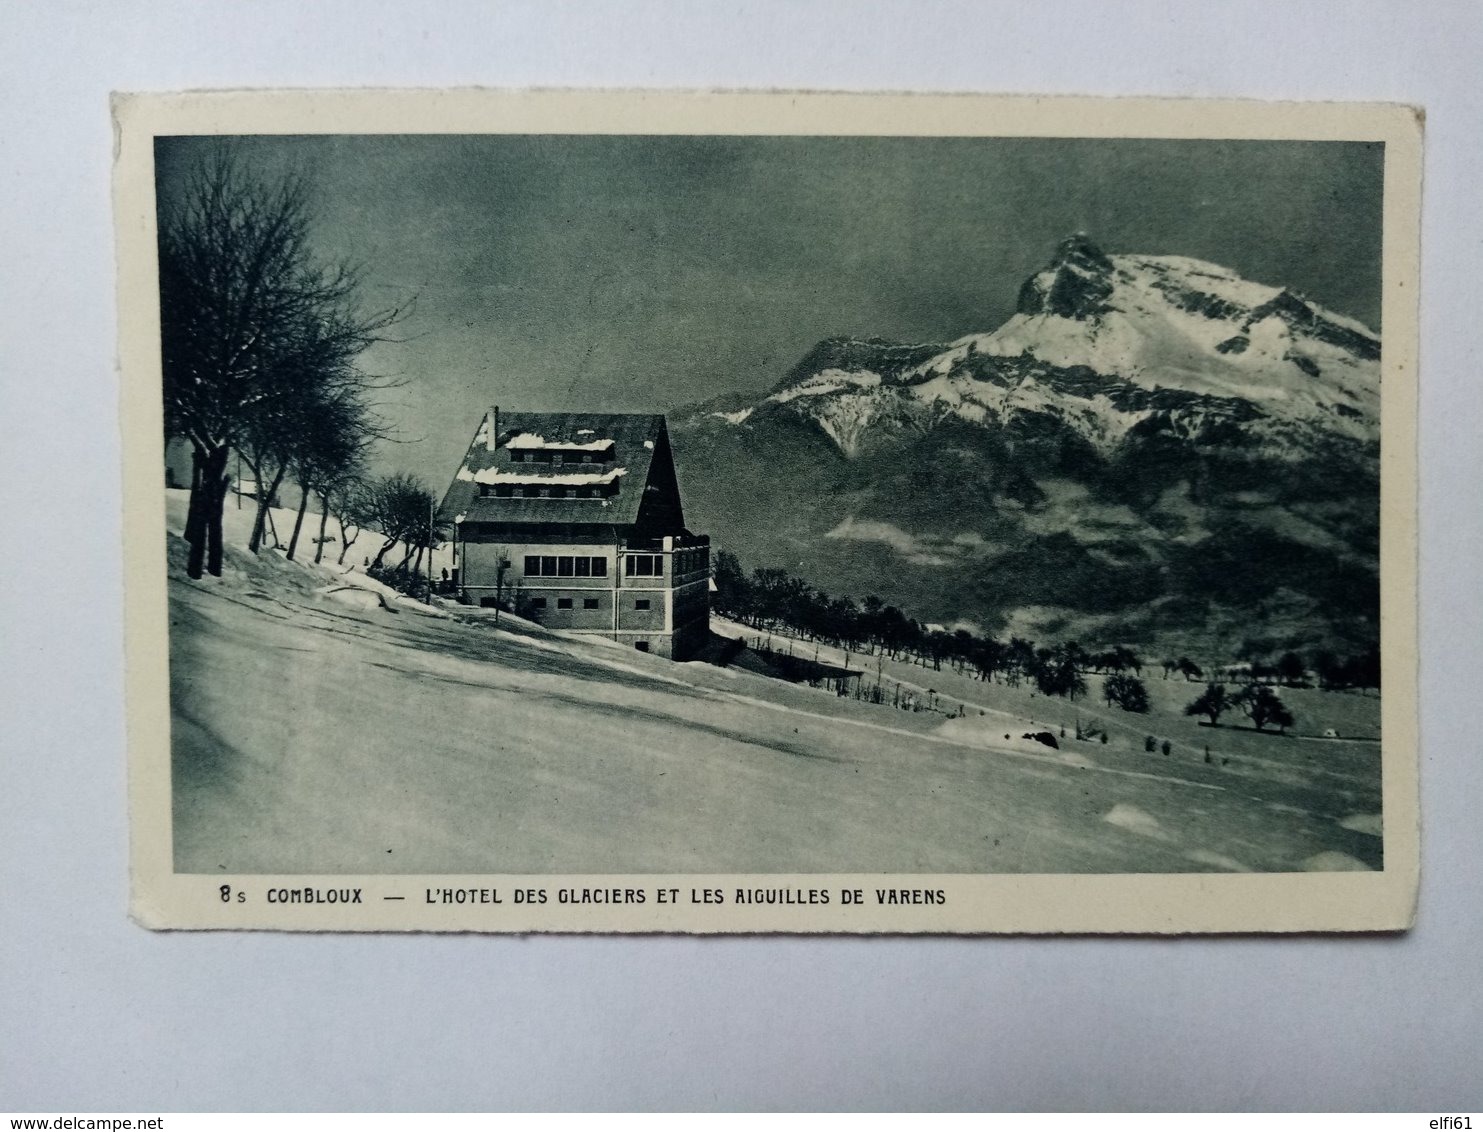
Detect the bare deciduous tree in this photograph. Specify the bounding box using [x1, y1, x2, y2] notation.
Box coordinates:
[158, 147, 404, 578]
[365, 472, 432, 571]
[329, 476, 375, 566]
[285, 387, 380, 562]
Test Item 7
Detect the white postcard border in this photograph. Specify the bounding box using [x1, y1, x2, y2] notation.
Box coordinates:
[116, 89, 1421, 934]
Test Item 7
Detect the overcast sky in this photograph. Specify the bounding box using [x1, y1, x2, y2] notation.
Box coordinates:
[156, 134, 1384, 488]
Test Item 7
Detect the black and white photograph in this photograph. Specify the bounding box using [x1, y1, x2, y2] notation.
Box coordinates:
[117, 91, 1420, 932]
[16, 0, 1483, 1111]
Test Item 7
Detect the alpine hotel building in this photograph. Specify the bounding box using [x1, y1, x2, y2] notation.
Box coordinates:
[438, 409, 710, 660]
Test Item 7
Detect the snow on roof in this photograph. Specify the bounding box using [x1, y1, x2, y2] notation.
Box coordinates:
[457, 466, 628, 486]
[504, 432, 614, 451]
[439, 410, 669, 527]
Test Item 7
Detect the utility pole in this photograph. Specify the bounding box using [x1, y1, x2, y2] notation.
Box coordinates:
[494, 557, 507, 629]
[425, 494, 435, 604]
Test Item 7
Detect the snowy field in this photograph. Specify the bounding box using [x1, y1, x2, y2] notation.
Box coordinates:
[164, 490, 1383, 875]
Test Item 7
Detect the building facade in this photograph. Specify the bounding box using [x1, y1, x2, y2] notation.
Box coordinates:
[438, 409, 710, 660]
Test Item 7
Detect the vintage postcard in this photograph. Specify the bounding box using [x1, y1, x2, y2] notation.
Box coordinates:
[116, 90, 1420, 932]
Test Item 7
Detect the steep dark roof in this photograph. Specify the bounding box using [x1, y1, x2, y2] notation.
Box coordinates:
[438, 411, 667, 528]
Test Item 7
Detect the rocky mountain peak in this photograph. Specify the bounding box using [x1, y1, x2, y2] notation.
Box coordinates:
[770, 335, 949, 395]
[670, 237, 1382, 658]
[1054, 230, 1115, 273]
[1016, 231, 1116, 320]
[1247, 288, 1381, 361]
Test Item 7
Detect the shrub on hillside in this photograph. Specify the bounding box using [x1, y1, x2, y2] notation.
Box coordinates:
[1034, 656, 1087, 700]
[1235, 683, 1296, 734]
[1184, 683, 1231, 726]
[1103, 673, 1150, 713]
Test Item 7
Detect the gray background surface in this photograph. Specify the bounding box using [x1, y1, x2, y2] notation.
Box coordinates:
[2, 0, 1479, 1111]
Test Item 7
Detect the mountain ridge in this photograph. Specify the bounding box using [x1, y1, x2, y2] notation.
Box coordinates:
[669, 235, 1380, 660]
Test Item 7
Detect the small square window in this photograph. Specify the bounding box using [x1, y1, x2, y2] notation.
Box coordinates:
[557, 597, 573, 610]
[634, 598, 651, 611]
[532, 597, 547, 609]
[583, 597, 599, 610]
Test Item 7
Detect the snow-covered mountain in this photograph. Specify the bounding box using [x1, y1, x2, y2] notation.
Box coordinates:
[672, 235, 1382, 659]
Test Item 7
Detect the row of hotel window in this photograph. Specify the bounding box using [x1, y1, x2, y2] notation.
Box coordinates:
[522, 552, 709, 578]
[523, 554, 666, 577]
[529, 596, 652, 610]
[479, 483, 618, 499]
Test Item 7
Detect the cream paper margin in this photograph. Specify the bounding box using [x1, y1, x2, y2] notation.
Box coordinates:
[115, 89, 1421, 934]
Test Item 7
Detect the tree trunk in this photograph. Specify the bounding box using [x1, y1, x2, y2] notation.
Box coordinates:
[248, 462, 287, 554]
[314, 493, 331, 564]
[369, 536, 397, 571]
[249, 495, 270, 553]
[184, 446, 207, 579]
[338, 522, 361, 566]
[196, 444, 231, 578]
[206, 470, 227, 576]
[285, 481, 311, 561]
[245, 458, 269, 553]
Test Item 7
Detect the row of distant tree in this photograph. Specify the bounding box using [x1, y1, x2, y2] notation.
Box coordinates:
[1102, 671, 1300, 733]
[1184, 682, 1295, 732]
[159, 146, 444, 581]
[710, 549, 1381, 699]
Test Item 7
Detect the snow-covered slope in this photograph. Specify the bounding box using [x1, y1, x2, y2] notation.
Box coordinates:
[165, 499, 1383, 876]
